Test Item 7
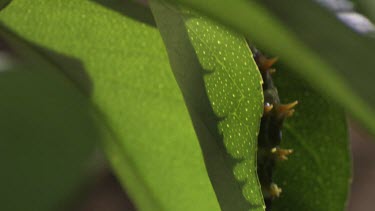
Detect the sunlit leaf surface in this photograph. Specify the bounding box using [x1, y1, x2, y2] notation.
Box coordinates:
[0, 0, 221, 210]
[151, 1, 265, 210]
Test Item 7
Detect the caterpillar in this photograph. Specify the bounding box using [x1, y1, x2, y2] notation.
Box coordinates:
[251, 47, 298, 210]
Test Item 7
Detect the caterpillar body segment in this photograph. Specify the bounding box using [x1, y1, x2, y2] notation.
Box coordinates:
[251, 47, 297, 210]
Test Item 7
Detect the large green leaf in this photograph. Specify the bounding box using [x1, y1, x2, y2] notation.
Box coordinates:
[0, 0, 221, 210]
[150, 1, 265, 210]
[272, 66, 351, 211]
[0, 27, 99, 211]
[166, 0, 375, 137]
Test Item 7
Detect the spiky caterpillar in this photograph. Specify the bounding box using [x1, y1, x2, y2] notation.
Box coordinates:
[251, 47, 298, 210]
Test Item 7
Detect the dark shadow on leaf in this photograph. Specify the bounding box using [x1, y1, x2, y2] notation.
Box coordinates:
[0, 0, 11, 11]
[33, 48, 93, 96]
[0, 23, 93, 95]
[0, 25, 113, 210]
[90, 0, 156, 27]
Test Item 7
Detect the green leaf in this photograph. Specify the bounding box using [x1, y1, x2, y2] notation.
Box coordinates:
[0, 0, 221, 210]
[166, 0, 375, 136]
[0, 27, 99, 211]
[150, 1, 265, 210]
[272, 67, 351, 211]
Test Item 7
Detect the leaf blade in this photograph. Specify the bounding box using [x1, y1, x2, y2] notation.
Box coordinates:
[271, 67, 351, 211]
[150, 1, 265, 210]
[0, 0, 221, 210]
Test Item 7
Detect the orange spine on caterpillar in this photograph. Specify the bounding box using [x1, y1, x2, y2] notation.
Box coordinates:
[251, 47, 298, 210]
